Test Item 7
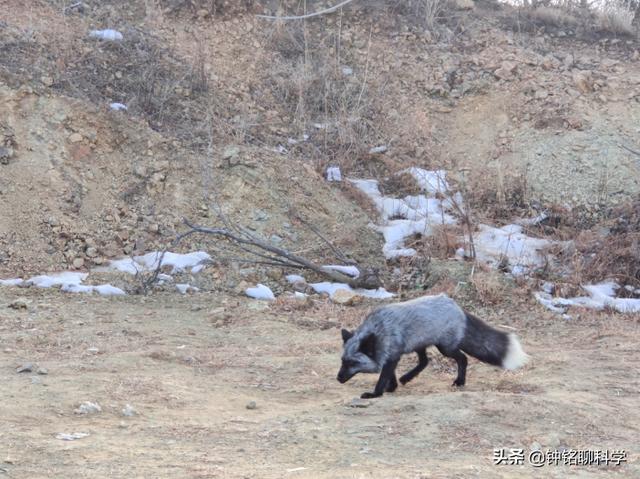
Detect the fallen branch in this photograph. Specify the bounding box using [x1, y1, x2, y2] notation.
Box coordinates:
[620, 143, 640, 157]
[182, 219, 381, 289]
[256, 0, 356, 20]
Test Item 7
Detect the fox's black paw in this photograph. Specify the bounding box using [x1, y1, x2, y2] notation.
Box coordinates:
[361, 392, 381, 399]
[399, 375, 411, 385]
[386, 381, 398, 393]
[452, 379, 465, 387]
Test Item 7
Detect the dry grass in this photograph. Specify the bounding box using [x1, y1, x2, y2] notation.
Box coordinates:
[528, 6, 580, 28]
[595, 4, 635, 36]
[261, 18, 394, 177]
[470, 268, 510, 305]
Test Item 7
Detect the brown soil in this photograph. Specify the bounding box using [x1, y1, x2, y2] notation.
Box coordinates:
[1, 287, 638, 478]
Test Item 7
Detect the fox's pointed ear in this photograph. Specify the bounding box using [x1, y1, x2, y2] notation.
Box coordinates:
[341, 329, 353, 343]
[359, 333, 377, 359]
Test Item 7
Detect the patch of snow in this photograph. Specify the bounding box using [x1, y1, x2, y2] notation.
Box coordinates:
[321, 265, 360, 278]
[369, 145, 388, 154]
[89, 29, 123, 41]
[28, 272, 88, 288]
[341, 66, 353, 76]
[326, 166, 342, 182]
[474, 224, 555, 274]
[517, 212, 548, 226]
[190, 264, 206, 274]
[109, 102, 127, 111]
[100, 251, 211, 275]
[535, 280, 640, 314]
[56, 432, 90, 441]
[403, 168, 450, 195]
[350, 174, 460, 260]
[0, 278, 24, 286]
[246, 284, 275, 301]
[309, 281, 394, 299]
[286, 274, 306, 284]
[294, 292, 308, 298]
[93, 284, 126, 296]
[176, 283, 199, 294]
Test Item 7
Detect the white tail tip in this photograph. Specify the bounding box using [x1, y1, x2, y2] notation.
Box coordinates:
[502, 334, 529, 370]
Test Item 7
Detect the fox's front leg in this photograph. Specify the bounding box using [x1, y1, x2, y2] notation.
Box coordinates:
[361, 360, 398, 399]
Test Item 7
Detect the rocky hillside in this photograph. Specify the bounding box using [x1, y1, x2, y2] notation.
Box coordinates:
[0, 0, 638, 284]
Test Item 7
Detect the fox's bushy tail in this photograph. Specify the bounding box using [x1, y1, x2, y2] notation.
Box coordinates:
[460, 312, 529, 370]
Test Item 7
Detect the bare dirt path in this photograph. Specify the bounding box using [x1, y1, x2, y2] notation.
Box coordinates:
[0, 288, 638, 478]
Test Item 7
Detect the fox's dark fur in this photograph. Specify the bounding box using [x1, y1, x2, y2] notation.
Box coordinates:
[337, 294, 528, 398]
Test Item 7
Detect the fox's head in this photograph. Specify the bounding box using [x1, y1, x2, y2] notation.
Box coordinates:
[336, 329, 379, 383]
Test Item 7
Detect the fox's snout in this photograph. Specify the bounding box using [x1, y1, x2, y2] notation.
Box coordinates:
[337, 368, 353, 383]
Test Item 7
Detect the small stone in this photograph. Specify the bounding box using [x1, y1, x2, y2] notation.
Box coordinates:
[494, 61, 517, 80]
[246, 401, 257, 410]
[68, 133, 83, 143]
[531, 441, 542, 451]
[74, 401, 102, 415]
[572, 70, 593, 94]
[85, 247, 98, 258]
[347, 398, 372, 408]
[0, 146, 14, 164]
[331, 289, 363, 306]
[16, 362, 34, 373]
[147, 223, 160, 234]
[8, 298, 29, 310]
[41, 76, 54, 87]
[222, 145, 240, 160]
[122, 404, 137, 417]
[37, 367, 48, 375]
[72, 257, 85, 269]
[87, 347, 100, 354]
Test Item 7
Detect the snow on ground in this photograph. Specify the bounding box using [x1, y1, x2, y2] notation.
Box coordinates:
[286, 274, 305, 284]
[245, 284, 276, 301]
[352, 168, 565, 275]
[89, 29, 123, 41]
[176, 284, 200, 295]
[0, 272, 125, 296]
[350, 170, 458, 260]
[96, 251, 211, 275]
[321, 265, 360, 278]
[471, 224, 557, 275]
[535, 281, 640, 314]
[309, 281, 395, 300]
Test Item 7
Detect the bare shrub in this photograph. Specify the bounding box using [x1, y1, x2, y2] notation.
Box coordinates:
[470, 268, 510, 305]
[528, 6, 580, 27]
[262, 20, 390, 176]
[595, 3, 635, 35]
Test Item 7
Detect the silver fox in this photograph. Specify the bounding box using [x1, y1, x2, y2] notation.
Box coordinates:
[337, 294, 529, 398]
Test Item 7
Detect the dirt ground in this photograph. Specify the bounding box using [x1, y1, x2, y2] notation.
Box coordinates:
[1, 287, 638, 478]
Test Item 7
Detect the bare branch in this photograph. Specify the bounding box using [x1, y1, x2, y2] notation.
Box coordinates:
[182, 219, 381, 288]
[256, 0, 356, 21]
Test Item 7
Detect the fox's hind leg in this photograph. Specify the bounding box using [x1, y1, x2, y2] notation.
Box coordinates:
[437, 346, 468, 387]
[399, 348, 429, 385]
[361, 360, 399, 399]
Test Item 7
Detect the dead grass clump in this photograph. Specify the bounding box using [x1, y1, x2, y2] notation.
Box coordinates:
[470, 268, 510, 306]
[340, 182, 379, 220]
[57, 30, 210, 140]
[380, 171, 422, 197]
[412, 224, 461, 259]
[572, 197, 640, 287]
[528, 6, 580, 28]
[261, 18, 393, 176]
[595, 4, 635, 36]
[159, 0, 258, 17]
[467, 169, 529, 222]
